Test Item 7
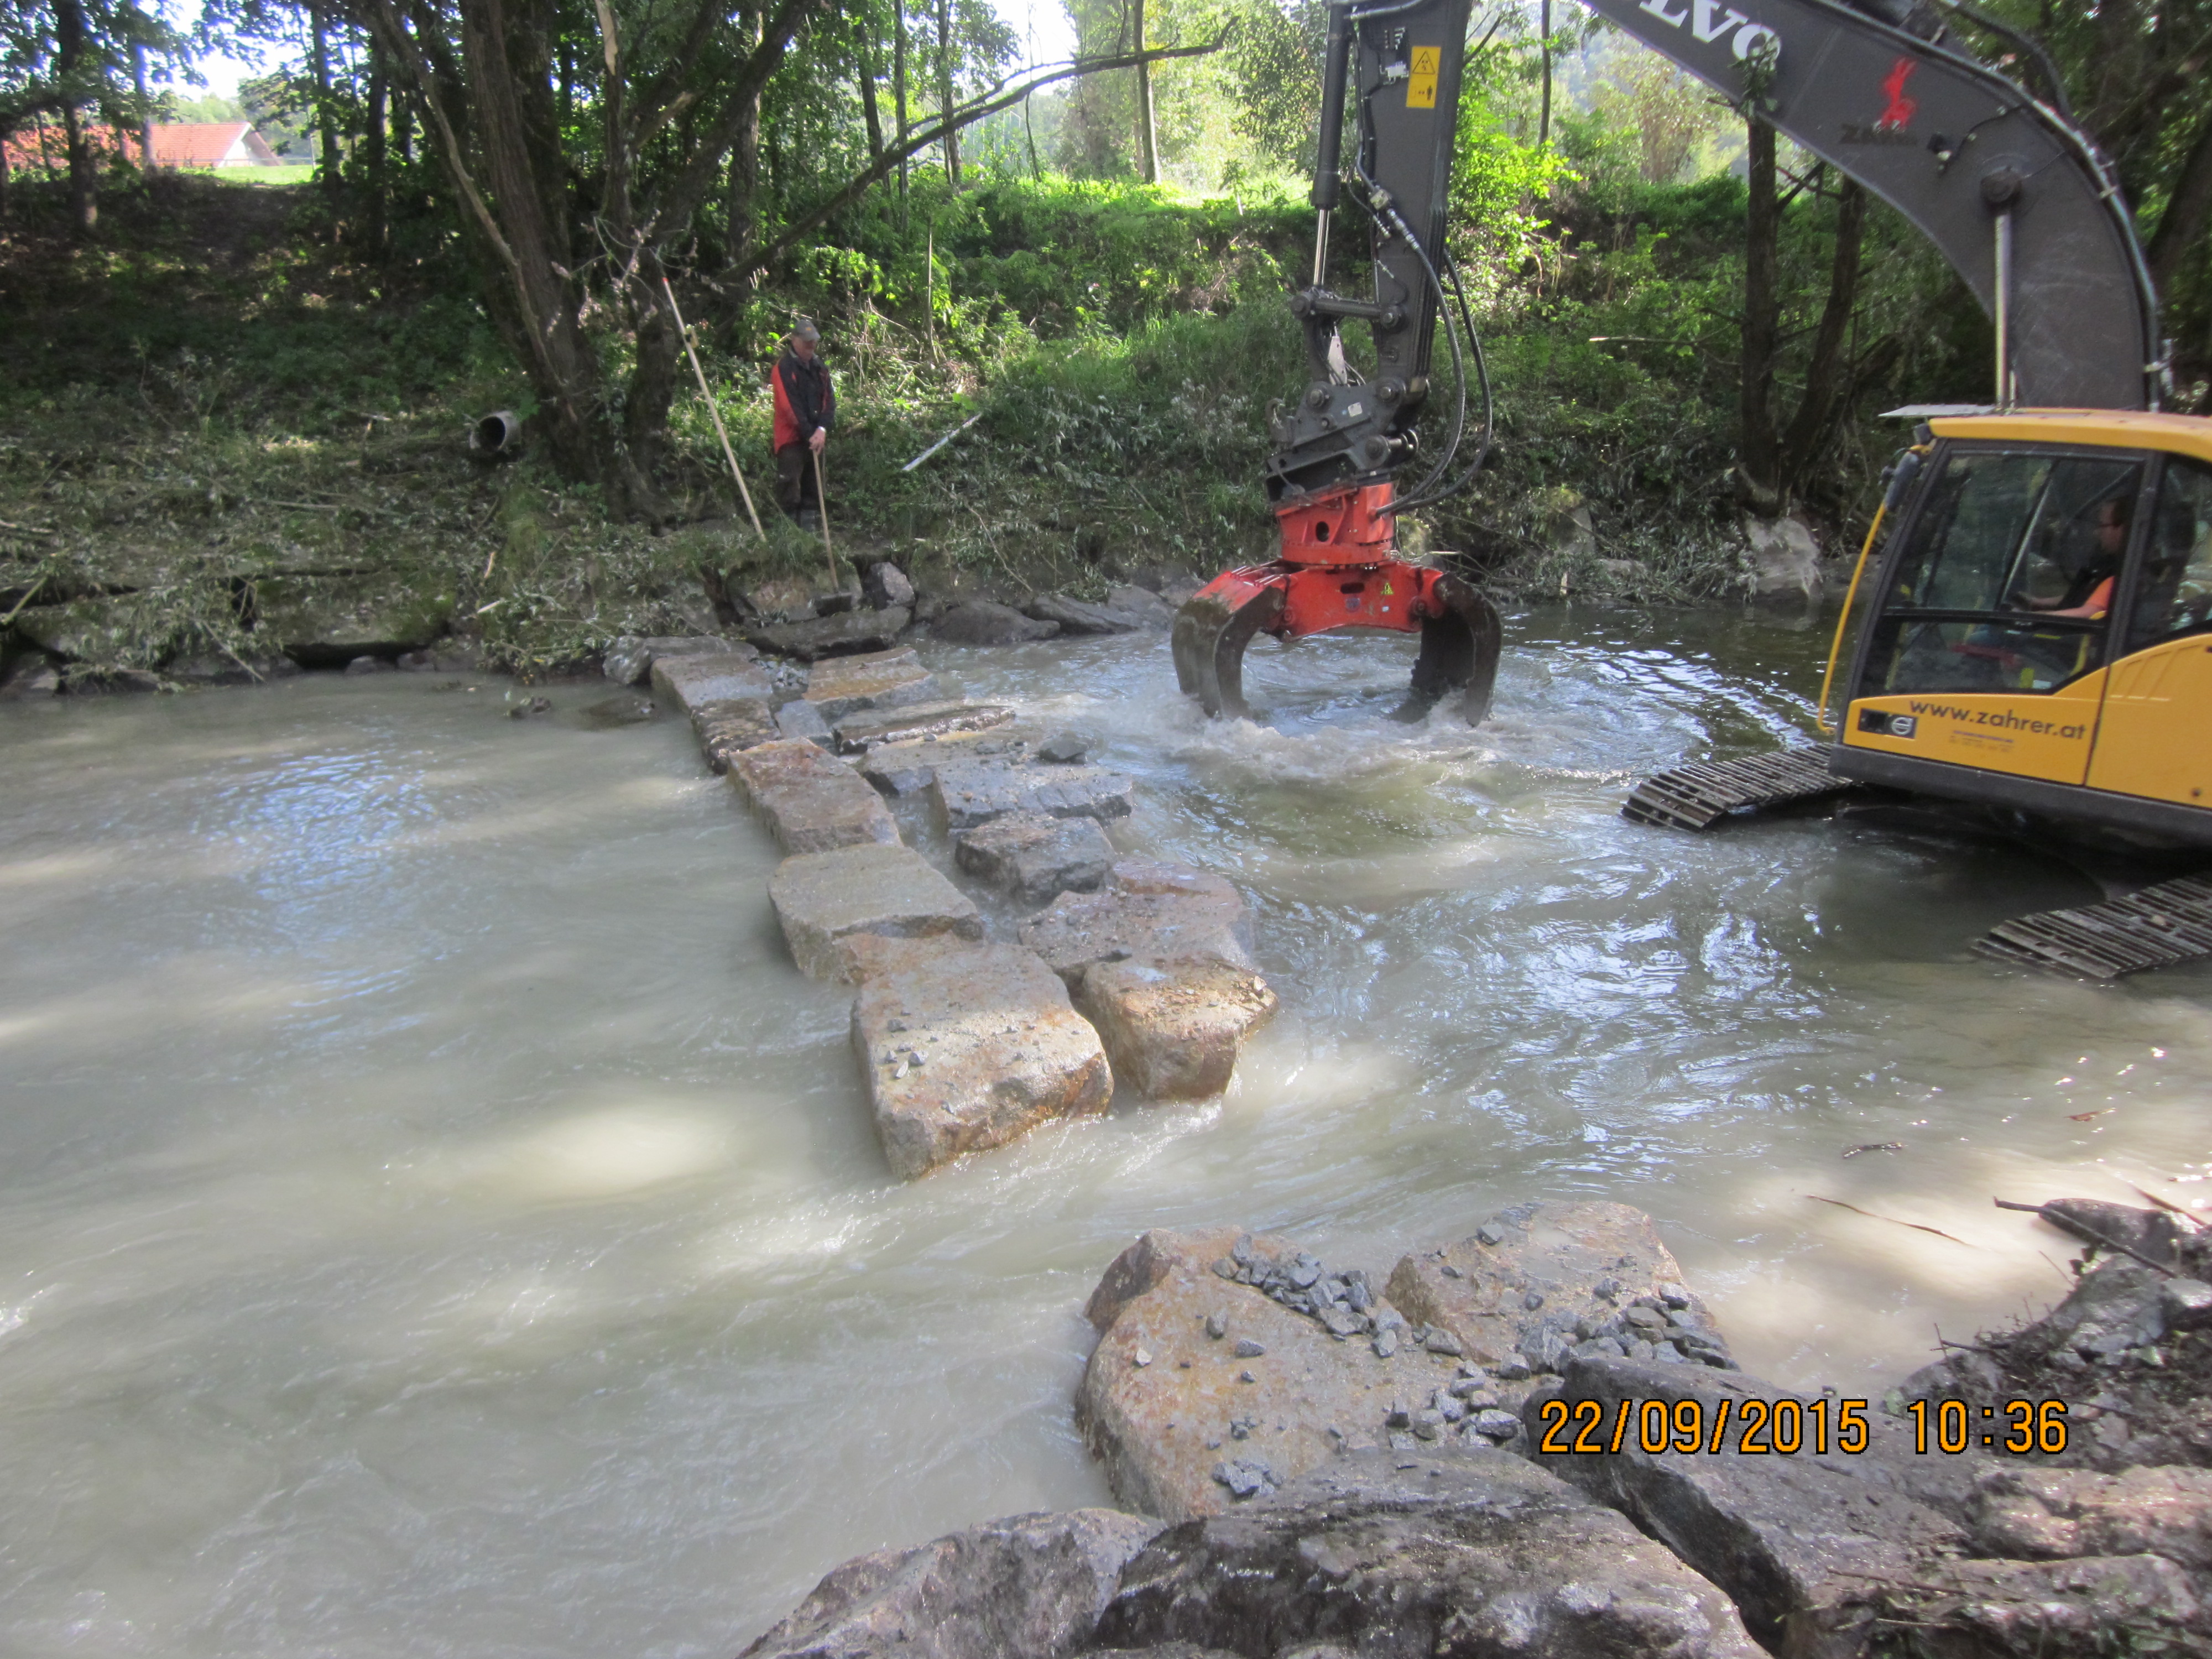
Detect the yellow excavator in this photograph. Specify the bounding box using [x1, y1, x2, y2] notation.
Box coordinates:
[1597, 1, 2212, 977]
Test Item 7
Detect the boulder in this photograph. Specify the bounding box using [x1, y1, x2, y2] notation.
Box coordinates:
[1094, 1447, 1765, 1659]
[928, 761, 1135, 832]
[954, 812, 1115, 905]
[932, 601, 1058, 646]
[1077, 956, 1276, 1101]
[848, 936, 1112, 1179]
[1525, 1355, 1972, 1658]
[602, 634, 737, 686]
[747, 606, 912, 661]
[344, 654, 395, 675]
[739, 1508, 1161, 1659]
[1972, 1464, 2212, 1569]
[1022, 593, 1143, 636]
[800, 646, 937, 724]
[650, 651, 774, 714]
[769, 843, 984, 983]
[691, 697, 780, 772]
[863, 561, 916, 611]
[1076, 1227, 1464, 1521]
[836, 701, 1014, 754]
[245, 571, 457, 665]
[1105, 586, 1178, 628]
[1385, 1199, 1737, 1375]
[0, 655, 62, 698]
[729, 739, 900, 854]
[858, 732, 1027, 798]
[775, 698, 835, 746]
[1019, 863, 1253, 988]
[1879, 1551, 2210, 1657]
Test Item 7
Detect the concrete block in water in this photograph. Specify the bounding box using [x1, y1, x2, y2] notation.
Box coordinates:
[849, 936, 1111, 1178]
[929, 761, 1135, 833]
[801, 647, 937, 724]
[836, 700, 1014, 754]
[729, 739, 900, 854]
[604, 634, 742, 686]
[954, 812, 1114, 905]
[690, 698, 779, 773]
[1018, 861, 1252, 987]
[858, 731, 1026, 798]
[769, 843, 983, 983]
[1077, 954, 1276, 1100]
[651, 651, 773, 713]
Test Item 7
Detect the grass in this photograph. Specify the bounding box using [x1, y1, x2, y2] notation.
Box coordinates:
[211, 164, 317, 186]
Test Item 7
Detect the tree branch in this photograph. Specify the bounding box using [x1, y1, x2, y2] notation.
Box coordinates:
[736, 35, 1231, 275]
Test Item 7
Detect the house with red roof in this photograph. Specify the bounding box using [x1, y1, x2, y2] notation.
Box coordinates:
[2, 122, 281, 174]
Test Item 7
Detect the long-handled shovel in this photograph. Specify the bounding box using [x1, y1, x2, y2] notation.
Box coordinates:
[811, 445, 839, 589]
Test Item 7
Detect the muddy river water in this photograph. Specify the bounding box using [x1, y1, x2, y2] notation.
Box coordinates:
[2, 608, 2208, 1657]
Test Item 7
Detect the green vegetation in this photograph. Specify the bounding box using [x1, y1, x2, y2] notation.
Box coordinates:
[3, 0, 2210, 684]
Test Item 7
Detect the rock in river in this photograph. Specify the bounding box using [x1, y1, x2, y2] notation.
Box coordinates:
[1076, 954, 1276, 1100]
[650, 650, 773, 714]
[746, 606, 912, 661]
[739, 1507, 1161, 1659]
[836, 700, 1014, 754]
[1019, 861, 1253, 988]
[953, 811, 1115, 905]
[1094, 1447, 1764, 1659]
[932, 601, 1059, 645]
[1077, 1226, 1460, 1520]
[799, 646, 937, 724]
[729, 739, 899, 854]
[849, 936, 1112, 1179]
[770, 843, 984, 983]
[928, 760, 1135, 833]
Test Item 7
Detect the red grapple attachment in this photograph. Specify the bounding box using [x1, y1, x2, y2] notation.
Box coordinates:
[1172, 482, 1502, 725]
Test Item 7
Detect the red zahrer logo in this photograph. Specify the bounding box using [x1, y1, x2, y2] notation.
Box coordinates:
[1879, 57, 1918, 129]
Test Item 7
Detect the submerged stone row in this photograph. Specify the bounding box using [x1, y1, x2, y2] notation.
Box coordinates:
[627, 631, 1279, 1180]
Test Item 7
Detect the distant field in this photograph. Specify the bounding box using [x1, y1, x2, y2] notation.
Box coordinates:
[211, 164, 315, 186]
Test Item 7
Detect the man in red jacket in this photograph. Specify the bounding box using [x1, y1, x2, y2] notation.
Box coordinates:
[771, 318, 835, 529]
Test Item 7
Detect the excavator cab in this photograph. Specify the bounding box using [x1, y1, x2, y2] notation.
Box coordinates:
[1833, 413, 2212, 847]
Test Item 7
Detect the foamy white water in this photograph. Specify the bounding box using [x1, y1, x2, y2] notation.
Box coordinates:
[2, 611, 2204, 1656]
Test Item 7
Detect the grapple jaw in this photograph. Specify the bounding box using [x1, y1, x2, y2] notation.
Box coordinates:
[1173, 486, 1503, 727]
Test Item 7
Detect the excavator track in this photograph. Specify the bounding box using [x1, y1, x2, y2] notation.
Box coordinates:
[1621, 748, 1856, 832]
[1974, 872, 2212, 979]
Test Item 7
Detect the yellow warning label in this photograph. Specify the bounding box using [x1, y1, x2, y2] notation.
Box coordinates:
[1407, 45, 1440, 109]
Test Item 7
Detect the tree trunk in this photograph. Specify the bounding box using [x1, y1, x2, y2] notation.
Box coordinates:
[1538, 0, 1552, 148]
[936, 0, 960, 185]
[2148, 109, 2212, 305]
[894, 0, 909, 207]
[1777, 176, 1866, 497]
[857, 12, 885, 163]
[54, 0, 97, 235]
[1134, 0, 1158, 182]
[310, 3, 342, 208]
[1738, 117, 1781, 511]
[132, 41, 156, 170]
[364, 50, 389, 254]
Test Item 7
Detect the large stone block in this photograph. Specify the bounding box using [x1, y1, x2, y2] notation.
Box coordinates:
[836, 701, 1015, 754]
[730, 739, 900, 854]
[769, 843, 984, 983]
[604, 634, 742, 686]
[1972, 1464, 2212, 1570]
[690, 697, 778, 773]
[1077, 956, 1276, 1100]
[1018, 863, 1252, 988]
[1525, 1355, 1971, 1659]
[954, 812, 1114, 905]
[1077, 1227, 1464, 1521]
[1021, 593, 1143, 636]
[932, 601, 1058, 645]
[739, 1508, 1161, 1659]
[651, 651, 773, 713]
[801, 646, 937, 723]
[1094, 1446, 1765, 1659]
[1386, 1198, 1735, 1375]
[928, 761, 1135, 832]
[746, 606, 911, 661]
[244, 571, 457, 665]
[849, 937, 1112, 1179]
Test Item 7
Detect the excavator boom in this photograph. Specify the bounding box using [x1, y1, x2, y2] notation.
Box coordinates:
[1579, 0, 2161, 410]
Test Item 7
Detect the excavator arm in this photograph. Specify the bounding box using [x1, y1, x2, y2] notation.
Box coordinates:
[1579, 0, 2162, 410]
[1173, 0, 1505, 726]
